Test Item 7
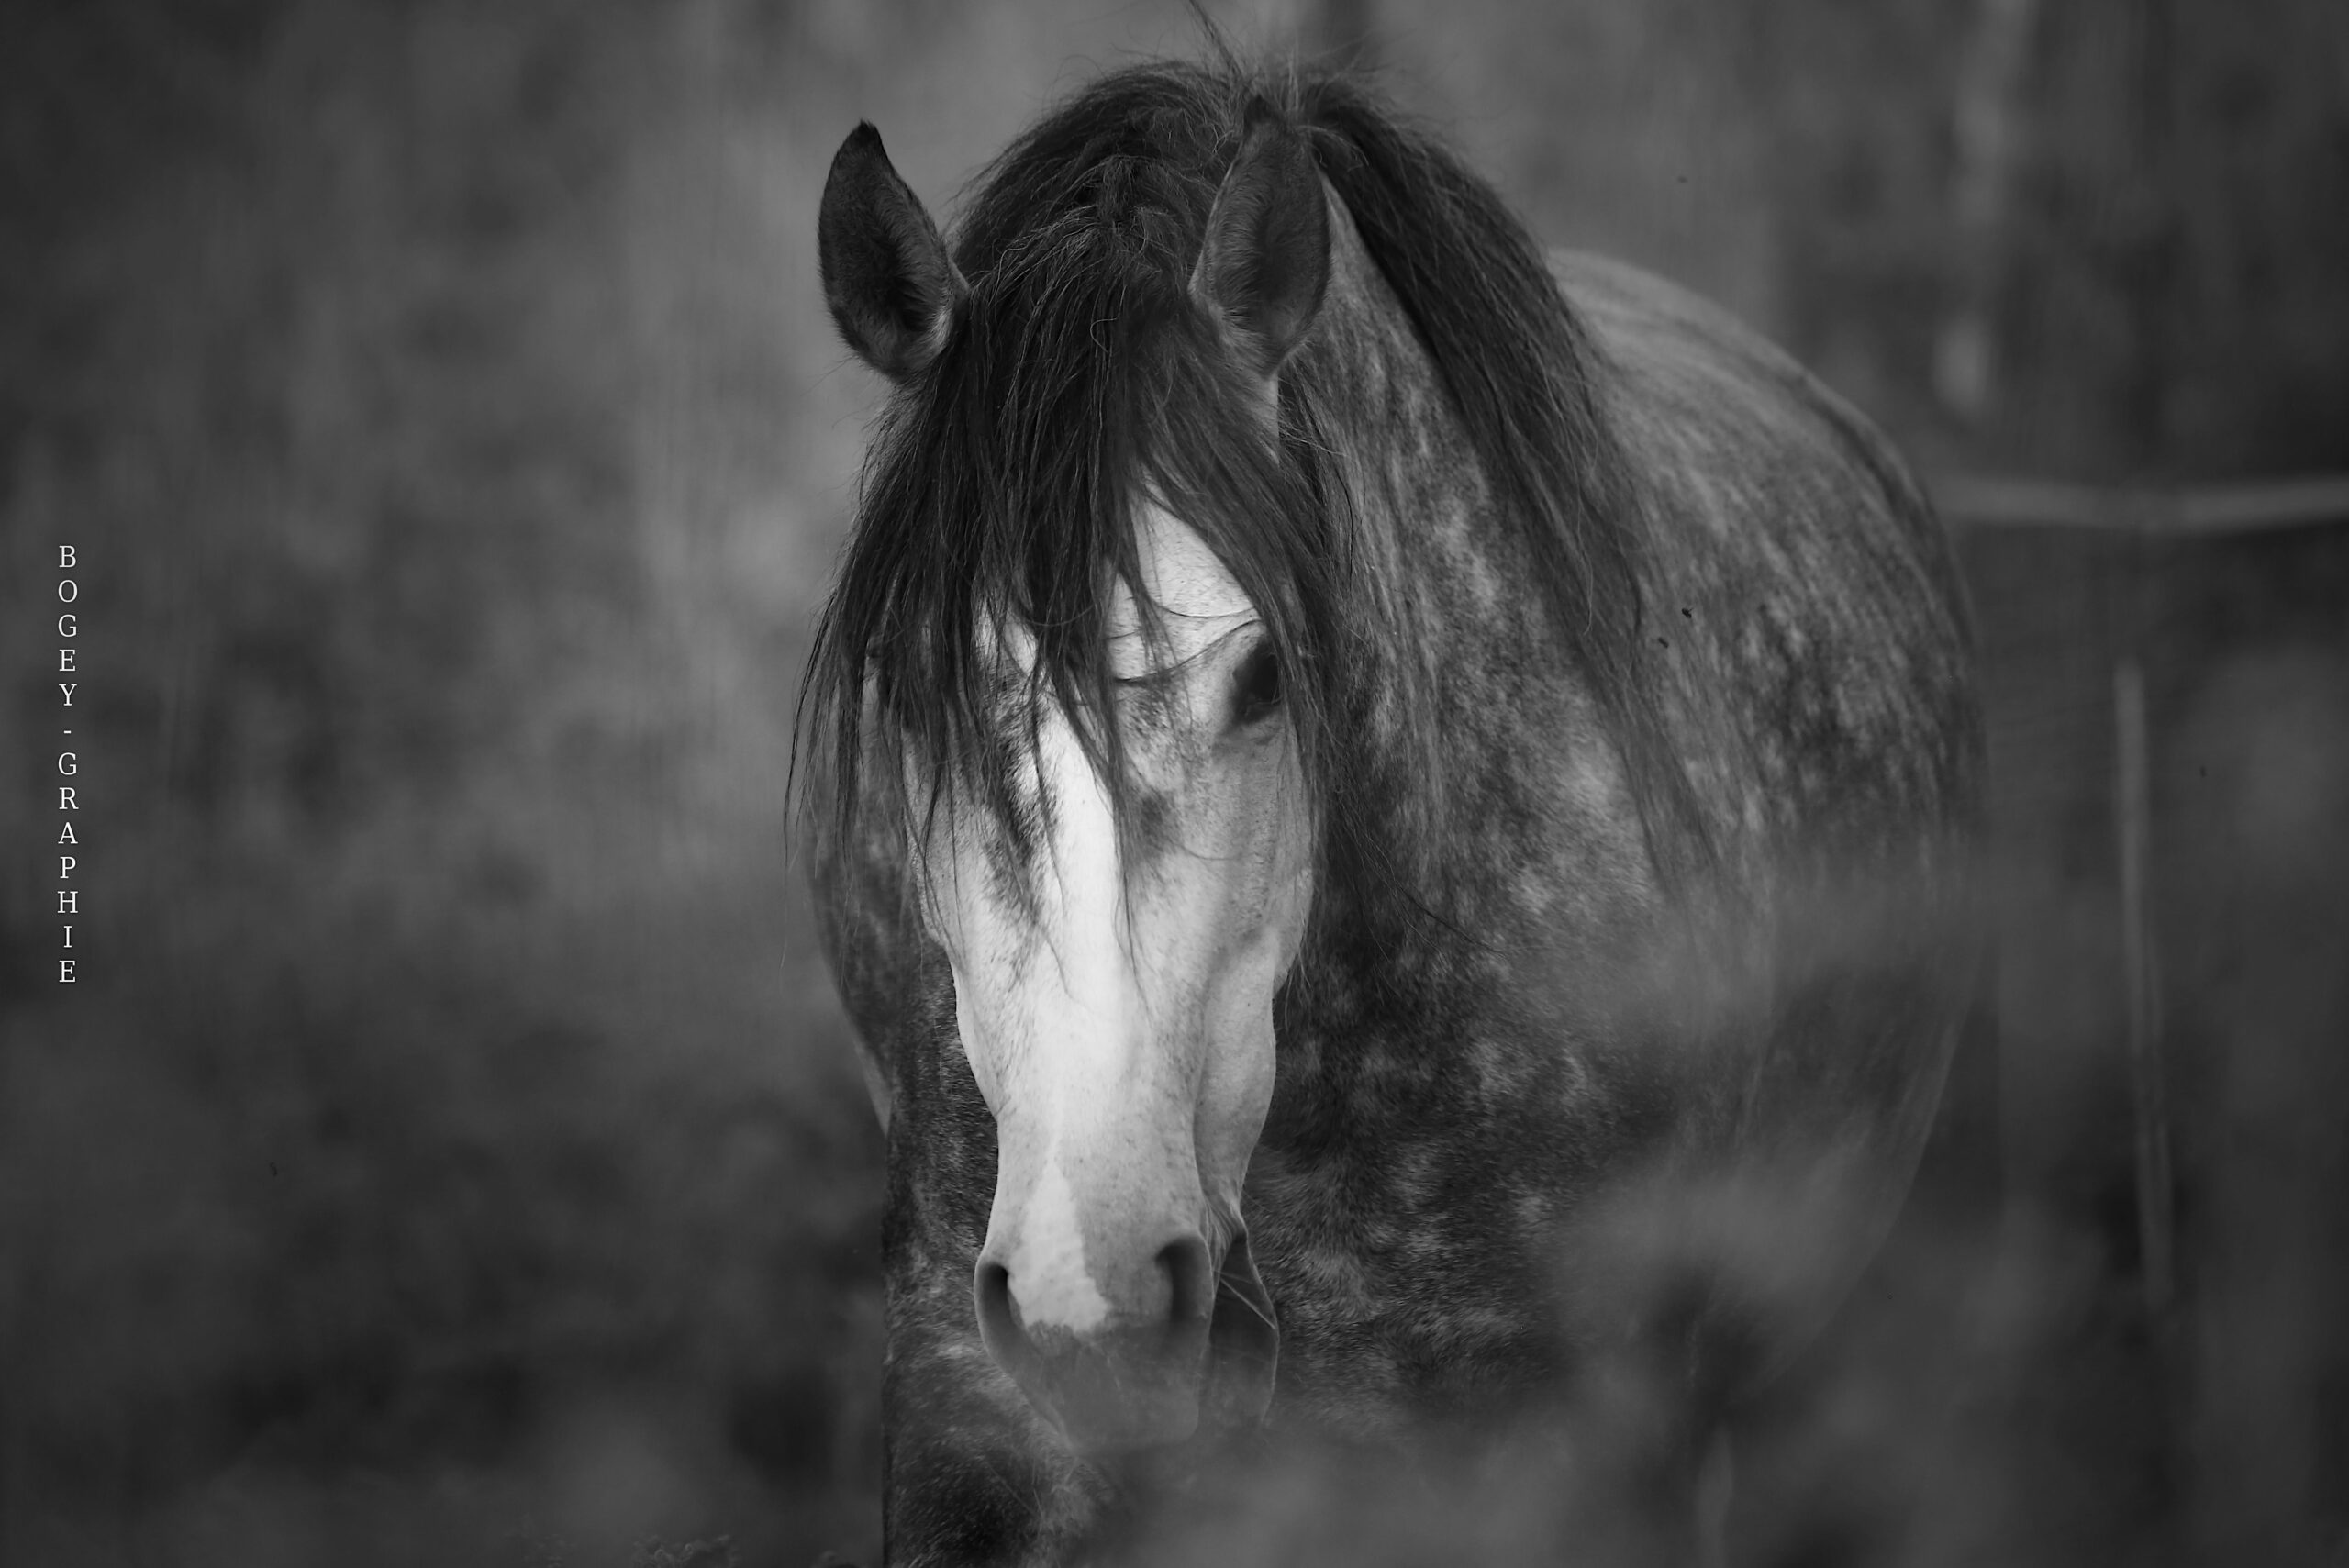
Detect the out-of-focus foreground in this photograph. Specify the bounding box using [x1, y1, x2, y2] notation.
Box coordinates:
[1, 3, 2343, 1565]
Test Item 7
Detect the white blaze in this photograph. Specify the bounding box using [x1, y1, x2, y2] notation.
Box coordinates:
[931, 504, 1311, 1345]
[971, 708, 1144, 1334]
[1008, 1158, 1113, 1332]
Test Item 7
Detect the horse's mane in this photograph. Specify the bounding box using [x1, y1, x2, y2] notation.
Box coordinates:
[798, 55, 1689, 894]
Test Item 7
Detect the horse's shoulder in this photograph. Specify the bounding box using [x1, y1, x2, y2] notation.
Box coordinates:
[1547, 250, 1772, 363]
[1550, 249, 1937, 543]
[1550, 251, 1850, 439]
[1547, 251, 1978, 854]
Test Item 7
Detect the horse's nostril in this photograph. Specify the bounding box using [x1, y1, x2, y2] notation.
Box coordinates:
[1157, 1235, 1214, 1326]
[974, 1260, 1035, 1377]
[976, 1259, 1013, 1323]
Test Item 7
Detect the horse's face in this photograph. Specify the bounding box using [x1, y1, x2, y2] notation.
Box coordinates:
[917, 504, 1308, 1452]
[819, 102, 1333, 1455]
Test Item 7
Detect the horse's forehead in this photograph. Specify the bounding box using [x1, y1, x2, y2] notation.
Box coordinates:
[1108, 502, 1254, 676]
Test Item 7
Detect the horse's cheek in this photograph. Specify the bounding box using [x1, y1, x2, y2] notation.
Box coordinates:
[1184, 759, 1307, 1187]
[1197, 998, 1280, 1207]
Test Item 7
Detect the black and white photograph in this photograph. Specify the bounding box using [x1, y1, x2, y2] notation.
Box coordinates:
[4, 2, 2344, 1563]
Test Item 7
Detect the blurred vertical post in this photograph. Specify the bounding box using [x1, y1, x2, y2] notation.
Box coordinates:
[2112, 622, 2175, 1334]
[1936, 0, 2039, 422]
[2110, 0, 2180, 1360]
[1942, 0, 2043, 1244]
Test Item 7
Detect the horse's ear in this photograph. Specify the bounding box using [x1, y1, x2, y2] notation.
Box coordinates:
[818, 122, 967, 383]
[1191, 104, 1330, 381]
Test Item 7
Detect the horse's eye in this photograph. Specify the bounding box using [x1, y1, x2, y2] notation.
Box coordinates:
[1232, 641, 1283, 724]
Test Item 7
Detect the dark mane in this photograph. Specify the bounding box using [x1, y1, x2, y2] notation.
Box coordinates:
[796, 56, 1691, 889]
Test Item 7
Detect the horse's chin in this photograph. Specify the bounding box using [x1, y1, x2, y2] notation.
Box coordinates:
[1033, 1331, 1208, 1454]
[1019, 1233, 1281, 1459]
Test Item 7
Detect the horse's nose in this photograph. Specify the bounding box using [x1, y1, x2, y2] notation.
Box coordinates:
[974, 1233, 1216, 1451]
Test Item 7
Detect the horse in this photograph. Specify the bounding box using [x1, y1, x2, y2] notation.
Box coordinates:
[802, 54, 1981, 1568]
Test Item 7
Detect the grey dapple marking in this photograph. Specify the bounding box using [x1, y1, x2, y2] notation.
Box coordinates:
[804, 58, 1979, 1567]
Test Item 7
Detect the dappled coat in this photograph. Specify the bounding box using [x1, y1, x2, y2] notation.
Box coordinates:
[806, 55, 1980, 1568]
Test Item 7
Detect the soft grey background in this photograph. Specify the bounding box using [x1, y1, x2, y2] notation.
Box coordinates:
[3, 2, 2343, 1564]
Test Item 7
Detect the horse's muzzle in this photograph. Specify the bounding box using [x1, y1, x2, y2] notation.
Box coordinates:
[974, 1231, 1279, 1453]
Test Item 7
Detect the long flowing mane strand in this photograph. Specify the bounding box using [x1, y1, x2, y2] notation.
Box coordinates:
[1293, 72, 1709, 881]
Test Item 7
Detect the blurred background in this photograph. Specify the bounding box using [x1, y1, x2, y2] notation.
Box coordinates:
[1, 1, 2342, 1564]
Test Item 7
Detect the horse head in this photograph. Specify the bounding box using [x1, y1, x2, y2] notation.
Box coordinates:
[817, 106, 1332, 1452]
